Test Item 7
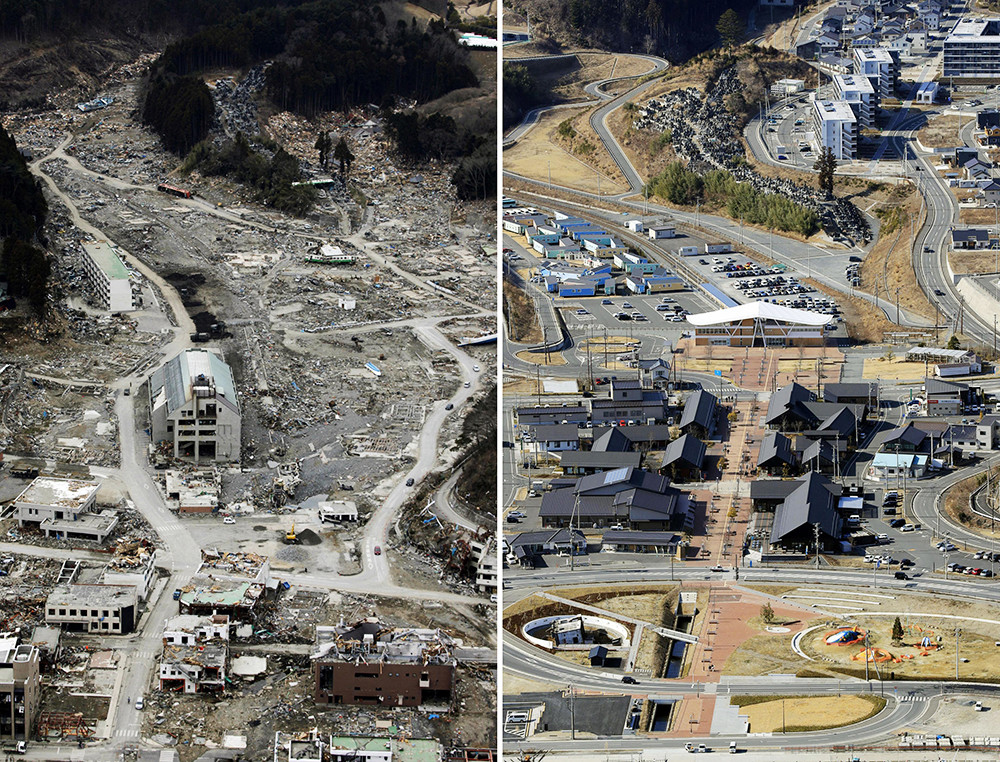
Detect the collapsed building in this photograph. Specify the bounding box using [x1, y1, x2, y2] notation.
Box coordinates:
[41, 547, 158, 635]
[177, 550, 269, 618]
[311, 618, 458, 707]
[13, 476, 119, 543]
[160, 613, 231, 692]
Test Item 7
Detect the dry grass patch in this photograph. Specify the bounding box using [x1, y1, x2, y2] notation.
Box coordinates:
[917, 115, 965, 149]
[943, 468, 1000, 538]
[861, 358, 929, 381]
[505, 105, 628, 195]
[960, 207, 1000, 226]
[554, 106, 631, 190]
[503, 280, 543, 343]
[804, 278, 904, 344]
[515, 349, 568, 365]
[949, 250, 1000, 275]
[857, 183, 934, 319]
[737, 695, 886, 733]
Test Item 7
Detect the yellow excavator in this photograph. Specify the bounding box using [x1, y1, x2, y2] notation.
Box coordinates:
[284, 522, 300, 545]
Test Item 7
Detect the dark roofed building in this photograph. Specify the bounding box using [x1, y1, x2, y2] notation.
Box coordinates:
[659, 434, 706, 482]
[880, 423, 928, 452]
[559, 450, 642, 475]
[600, 530, 680, 554]
[822, 382, 878, 405]
[592, 427, 633, 453]
[507, 529, 587, 567]
[528, 424, 581, 452]
[539, 467, 684, 530]
[516, 405, 589, 426]
[757, 432, 797, 475]
[770, 472, 844, 552]
[800, 438, 837, 474]
[765, 382, 816, 428]
[679, 390, 718, 438]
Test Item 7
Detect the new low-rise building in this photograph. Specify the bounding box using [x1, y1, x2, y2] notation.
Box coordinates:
[813, 99, 858, 160]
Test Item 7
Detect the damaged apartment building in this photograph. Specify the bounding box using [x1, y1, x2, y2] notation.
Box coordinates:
[148, 349, 241, 463]
[0, 636, 40, 743]
[42, 540, 158, 635]
[311, 618, 457, 707]
[160, 613, 230, 694]
[13, 476, 119, 543]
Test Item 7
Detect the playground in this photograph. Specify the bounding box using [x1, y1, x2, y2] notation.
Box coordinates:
[800, 616, 1000, 680]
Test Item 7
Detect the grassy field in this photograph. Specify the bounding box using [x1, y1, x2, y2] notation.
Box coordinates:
[960, 207, 1000, 226]
[736, 695, 886, 733]
[505, 105, 629, 195]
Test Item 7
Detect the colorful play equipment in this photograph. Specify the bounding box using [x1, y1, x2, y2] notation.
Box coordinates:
[852, 646, 894, 663]
[824, 626, 865, 646]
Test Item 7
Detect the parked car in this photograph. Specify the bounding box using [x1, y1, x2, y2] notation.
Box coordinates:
[374, 546, 382, 555]
[223, 516, 236, 525]
[894, 571, 909, 580]
[901, 524, 916, 532]
[622, 676, 638, 684]
[405, 478, 415, 487]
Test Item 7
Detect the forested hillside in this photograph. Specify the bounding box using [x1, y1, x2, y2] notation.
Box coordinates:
[0, 125, 49, 315]
[507, 0, 758, 60]
[142, 0, 480, 155]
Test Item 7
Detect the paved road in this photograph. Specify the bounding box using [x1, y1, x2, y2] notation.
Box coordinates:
[503, 54, 668, 147]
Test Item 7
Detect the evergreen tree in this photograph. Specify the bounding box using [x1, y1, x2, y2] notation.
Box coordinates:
[716, 9, 744, 47]
[891, 616, 904, 643]
[333, 136, 354, 176]
[314, 132, 331, 170]
[814, 146, 837, 200]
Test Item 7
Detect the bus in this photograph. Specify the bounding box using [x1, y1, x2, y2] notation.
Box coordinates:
[157, 182, 192, 199]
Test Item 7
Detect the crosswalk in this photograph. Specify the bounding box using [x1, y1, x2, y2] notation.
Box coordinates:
[114, 727, 141, 738]
[897, 693, 928, 703]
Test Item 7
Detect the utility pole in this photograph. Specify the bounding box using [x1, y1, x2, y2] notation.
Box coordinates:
[814, 522, 821, 567]
[956, 627, 961, 680]
[895, 287, 901, 325]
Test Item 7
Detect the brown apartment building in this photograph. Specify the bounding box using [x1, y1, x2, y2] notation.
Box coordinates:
[312, 619, 456, 707]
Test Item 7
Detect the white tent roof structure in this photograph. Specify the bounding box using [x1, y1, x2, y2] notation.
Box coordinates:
[686, 301, 830, 327]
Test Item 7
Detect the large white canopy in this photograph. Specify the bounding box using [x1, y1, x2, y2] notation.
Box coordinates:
[686, 301, 830, 327]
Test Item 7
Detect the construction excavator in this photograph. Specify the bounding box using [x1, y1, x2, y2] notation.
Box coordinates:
[284, 523, 300, 545]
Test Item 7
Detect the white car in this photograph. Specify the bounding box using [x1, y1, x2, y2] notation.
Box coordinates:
[473, 365, 480, 372]
[223, 516, 236, 525]
[135, 696, 144, 710]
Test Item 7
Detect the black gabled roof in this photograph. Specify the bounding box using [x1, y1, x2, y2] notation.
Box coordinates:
[602, 530, 680, 546]
[881, 423, 926, 448]
[559, 451, 642, 470]
[816, 406, 858, 437]
[765, 382, 816, 424]
[661, 433, 706, 470]
[925, 377, 969, 395]
[770, 472, 843, 543]
[757, 432, 796, 467]
[822, 382, 875, 401]
[680, 389, 717, 430]
[509, 529, 586, 549]
[802, 437, 836, 465]
[592, 427, 633, 453]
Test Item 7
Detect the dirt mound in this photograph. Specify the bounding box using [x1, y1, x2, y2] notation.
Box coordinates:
[295, 528, 322, 546]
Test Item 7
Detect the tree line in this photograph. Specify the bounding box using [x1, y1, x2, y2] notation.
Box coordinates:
[561, 0, 756, 60]
[647, 162, 818, 237]
[0, 124, 49, 316]
[183, 133, 317, 216]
